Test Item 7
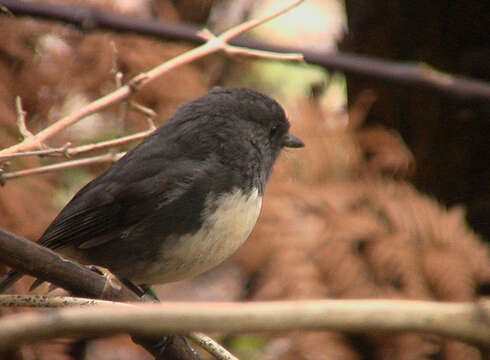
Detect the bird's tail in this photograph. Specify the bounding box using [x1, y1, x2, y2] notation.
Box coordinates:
[0, 270, 23, 293]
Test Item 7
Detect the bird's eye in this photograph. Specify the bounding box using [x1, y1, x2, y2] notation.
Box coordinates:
[269, 125, 279, 138]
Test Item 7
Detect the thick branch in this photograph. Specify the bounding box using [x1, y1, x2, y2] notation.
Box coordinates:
[0, 229, 138, 301]
[0, 229, 198, 360]
[1, 0, 489, 102]
[0, 299, 488, 351]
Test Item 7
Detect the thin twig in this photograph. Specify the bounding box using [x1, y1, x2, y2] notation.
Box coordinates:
[189, 332, 239, 360]
[0, 152, 124, 184]
[0, 143, 72, 161]
[0, 117, 156, 163]
[225, 44, 303, 60]
[0, 87, 132, 155]
[198, 29, 303, 61]
[15, 97, 33, 140]
[0, 128, 150, 164]
[109, 40, 130, 129]
[218, 0, 303, 42]
[66, 124, 155, 157]
[130, 102, 158, 118]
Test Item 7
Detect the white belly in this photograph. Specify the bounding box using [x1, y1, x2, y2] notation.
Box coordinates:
[140, 188, 262, 284]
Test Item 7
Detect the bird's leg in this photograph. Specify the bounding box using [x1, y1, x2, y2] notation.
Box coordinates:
[120, 279, 159, 301]
[121, 278, 145, 297]
[140, 284, 160, 301]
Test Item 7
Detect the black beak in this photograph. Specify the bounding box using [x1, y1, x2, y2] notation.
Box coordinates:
[282, 133, 304, 148]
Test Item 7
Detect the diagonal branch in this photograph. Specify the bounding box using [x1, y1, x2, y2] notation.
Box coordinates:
[0, 229, 137, 301]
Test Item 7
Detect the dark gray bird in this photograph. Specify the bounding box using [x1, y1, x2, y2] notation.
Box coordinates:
[0, 87, 304, 292]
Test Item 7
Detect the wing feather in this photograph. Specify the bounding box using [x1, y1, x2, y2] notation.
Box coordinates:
[39, 158, 207, 251]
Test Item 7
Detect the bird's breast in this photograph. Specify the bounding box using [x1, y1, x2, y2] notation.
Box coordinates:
[140, 187, 262, 284]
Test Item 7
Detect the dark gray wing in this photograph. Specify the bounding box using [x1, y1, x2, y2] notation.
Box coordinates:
[39, 157, 216, 251]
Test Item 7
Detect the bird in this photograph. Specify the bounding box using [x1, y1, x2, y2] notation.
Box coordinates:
[0, 87, 304, 293]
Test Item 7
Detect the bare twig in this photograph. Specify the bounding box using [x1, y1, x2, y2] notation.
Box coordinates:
[0, 118, 156, 163]
[225, 44, 302, 60]
[15, 97, 33, 140]
[0, 87, 131, 155]
[198, 29, 303, 61]
[0, 143, 72, 161]
[67, 127, 154, 157]
[0, 0, 304, 157]
[0, 299, 488, 351]
[0, 152, 124, 184]
[218, 0, 303, 42]
[109, 40, 130, 128]
[109, 41, 122, 86]
[189, 333, 239, 360]
[130, 102, 158, 118]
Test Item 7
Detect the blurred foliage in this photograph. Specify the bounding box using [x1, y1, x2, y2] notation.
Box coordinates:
[221, 335, 269, 360]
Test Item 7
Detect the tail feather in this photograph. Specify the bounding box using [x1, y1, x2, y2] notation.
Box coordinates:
[0, 270, 23, 293]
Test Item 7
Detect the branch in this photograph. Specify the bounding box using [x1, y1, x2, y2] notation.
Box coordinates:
[0, 229, 138, 301]
[1, 0, 488, 102]
[0, 299, 488, 351]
